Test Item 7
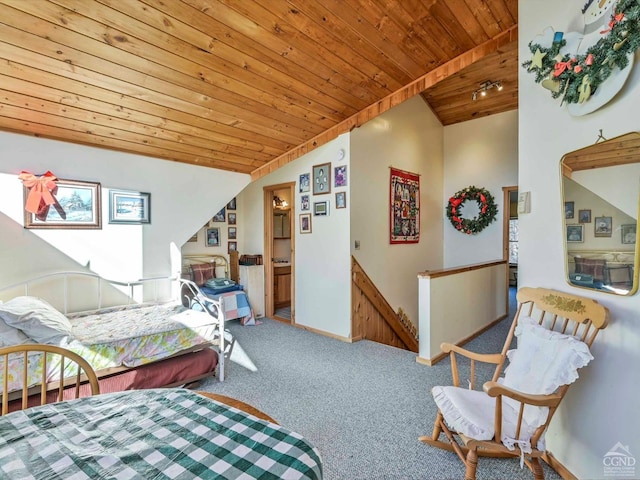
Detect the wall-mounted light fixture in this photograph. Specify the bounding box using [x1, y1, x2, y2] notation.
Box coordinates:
[273, 196, 288, 209]
[472, 80, 503, 101]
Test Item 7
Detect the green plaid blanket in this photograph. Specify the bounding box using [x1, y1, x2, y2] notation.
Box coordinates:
[0, 389, 322, 479]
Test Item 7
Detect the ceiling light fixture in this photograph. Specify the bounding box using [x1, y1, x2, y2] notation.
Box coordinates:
[472, 80, 503, 101]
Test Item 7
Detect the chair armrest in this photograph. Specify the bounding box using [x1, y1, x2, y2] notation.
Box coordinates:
[441, 343, 503, 365]
[483, 381, 563, 408]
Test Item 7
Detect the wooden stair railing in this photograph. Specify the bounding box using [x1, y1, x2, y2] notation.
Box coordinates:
[351, 256, 419, 352]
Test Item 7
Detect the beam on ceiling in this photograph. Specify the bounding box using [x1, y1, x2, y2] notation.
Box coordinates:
[250, 25, 518, 181]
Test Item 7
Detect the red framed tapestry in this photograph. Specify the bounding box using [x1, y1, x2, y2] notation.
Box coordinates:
[390, 167, 419, 244]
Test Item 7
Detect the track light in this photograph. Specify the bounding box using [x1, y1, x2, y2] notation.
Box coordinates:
[472, 80, 503, 101]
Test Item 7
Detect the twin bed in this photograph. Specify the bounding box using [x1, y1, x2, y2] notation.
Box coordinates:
[0, 270, 227, 406]
[0, 253, 256, 405]
[181, 253, 255, 326]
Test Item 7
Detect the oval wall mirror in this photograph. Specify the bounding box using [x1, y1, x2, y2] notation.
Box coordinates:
[561, 132, 640, 295]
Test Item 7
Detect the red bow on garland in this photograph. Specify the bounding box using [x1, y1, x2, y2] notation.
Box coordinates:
[19, 170, 59, 220]
[553, 58, 575, 77]
[600, 13, 625, 34]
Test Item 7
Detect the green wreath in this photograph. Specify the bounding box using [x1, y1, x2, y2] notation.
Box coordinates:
[522, 0, 640, 106]
[446, 186, 498, 235]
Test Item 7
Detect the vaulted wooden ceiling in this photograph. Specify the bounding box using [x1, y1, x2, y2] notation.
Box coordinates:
[0, 0, 518, 179]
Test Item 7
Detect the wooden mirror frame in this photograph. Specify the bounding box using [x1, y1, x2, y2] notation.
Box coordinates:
[560, 132, 640, 296]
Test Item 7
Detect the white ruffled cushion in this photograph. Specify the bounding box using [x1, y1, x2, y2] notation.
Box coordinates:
[432, 386, 542, 451]
[503, 315, 593, 395]
[0, 296, 73, 345]
[433, 316, 593, 454]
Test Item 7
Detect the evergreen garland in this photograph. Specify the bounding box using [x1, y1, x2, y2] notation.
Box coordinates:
[522, 0, 640, 105]
[446, 186, 498, 235]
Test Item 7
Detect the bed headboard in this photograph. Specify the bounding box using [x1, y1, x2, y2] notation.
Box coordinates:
[567, 250, 635, 268]
[0, 272, 175, 314]
[182, 255, 230, 280]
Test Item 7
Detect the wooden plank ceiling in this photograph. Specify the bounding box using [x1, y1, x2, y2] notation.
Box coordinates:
[0, 0, 518, 178]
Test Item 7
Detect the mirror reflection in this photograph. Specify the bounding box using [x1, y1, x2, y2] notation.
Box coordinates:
[561, 132, 640, 295]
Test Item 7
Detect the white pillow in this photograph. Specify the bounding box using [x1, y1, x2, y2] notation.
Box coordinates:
[0, 296, 73, 345]
[503, 316, 593, 395]
[0, 317, 32, 346]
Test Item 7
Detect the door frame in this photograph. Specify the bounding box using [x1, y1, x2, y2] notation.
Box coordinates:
[263, 182, 296, 323]
[502, 185, 518, 308]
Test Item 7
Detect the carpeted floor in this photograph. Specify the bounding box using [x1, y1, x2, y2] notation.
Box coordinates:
[198, 288, 561, 480]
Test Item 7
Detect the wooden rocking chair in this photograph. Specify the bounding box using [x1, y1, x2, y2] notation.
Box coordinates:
[419, 287, 609, 480]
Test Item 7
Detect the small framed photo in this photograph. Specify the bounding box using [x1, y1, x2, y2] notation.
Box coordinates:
[206, 227, 220, 247]
[313, 162, 331, 195]
[564, 201, 574, 219]
[228, 212, 237, 225]
[228, 241, 237, 254]
[301, 194, 310, 211]
[299, 173, 310, 193]
[109, 190, 150, 224]
[578, 209, 591, 223]
[334, 165, 347, 187]
[212, 207, 226, 222]
[300, 213, 312, 233]
[594, 216, 613, 237]
[24, 179, 102, 229]
[622, 224, 636, 244]
[314, 200, 329, 216]
[228, 226, 237, 240]
[226, 197, 237, 210]
[566, 225, 584, 243]
[335, 191, 346, 209]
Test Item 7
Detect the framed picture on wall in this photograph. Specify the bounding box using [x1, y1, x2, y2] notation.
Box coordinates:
[23, 179, 102, 229]
[334, 165, 347, 187]
[226, 197, 237, 210]
[299, 173, 310, 193]
[205, 227, 220, 247]
[578, 209, 591, 223]
[335, 191, 346, 209]
[301, 195, 310, 211]
[312, 162, 331, 195]
[300, 213, 312, 233]
[594, 216, 612, 237]
[622, 224, 636, 244]
[109, 190, 151, 224]
[228, 241, 237, 254]
[228, 212, 237, 225]
[566, 225, 583, 243]
[228, 226, 237, 240]
[313, 201, 329, 216]
[564, 201, 574, 219]
[212, 208, 225, 222]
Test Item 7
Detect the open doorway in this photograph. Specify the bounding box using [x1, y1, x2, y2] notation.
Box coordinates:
[503, 186, 518, 317]
[263, 183, 295, 324]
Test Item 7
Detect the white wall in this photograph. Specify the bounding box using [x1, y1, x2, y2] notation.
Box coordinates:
[0, 131, 249, 289]
[350, 96, 444, 327]
[238, 134, 352, 338]
[443, 110, 519, 267]
[418, 263, 507, 362]
[519, 1, 640, 477]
